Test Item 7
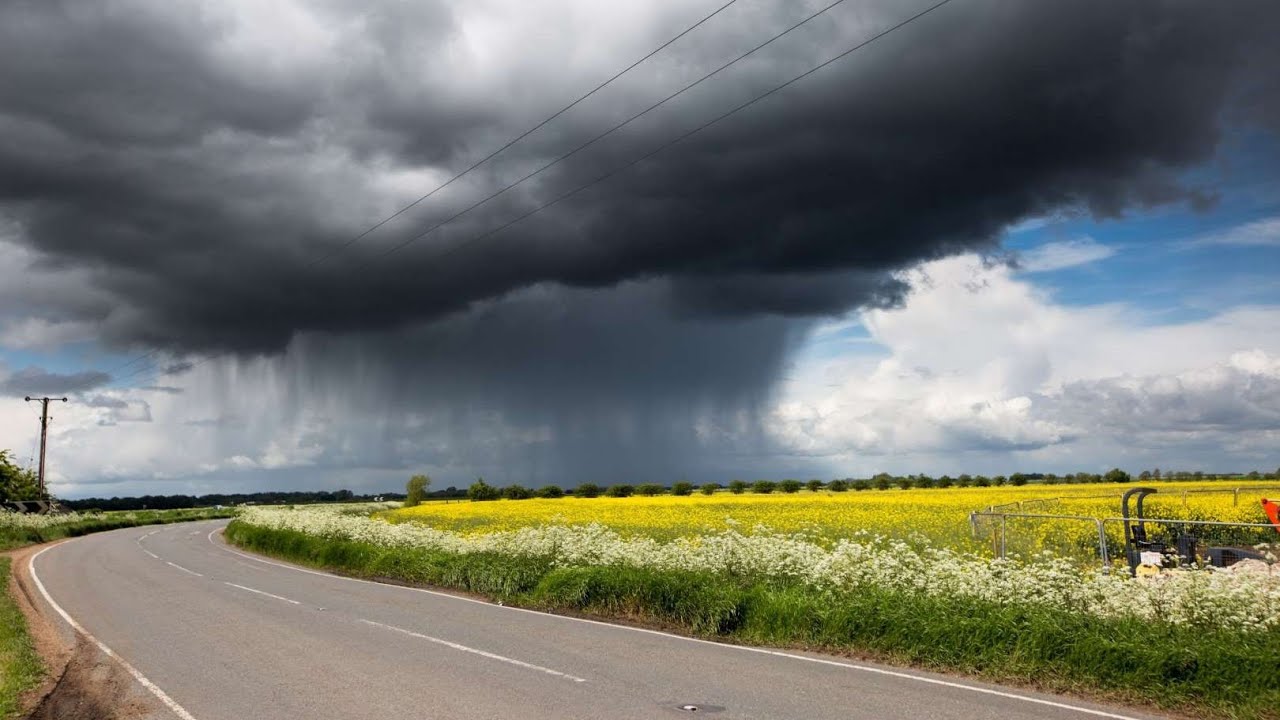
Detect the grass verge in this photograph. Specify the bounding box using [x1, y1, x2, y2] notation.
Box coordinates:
[0, 558, 43, 719]
[226, 520, 1280, 720]
[0, 508, 237, 552]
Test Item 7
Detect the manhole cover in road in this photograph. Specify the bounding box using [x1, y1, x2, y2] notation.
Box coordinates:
[668, 703, 726, 714]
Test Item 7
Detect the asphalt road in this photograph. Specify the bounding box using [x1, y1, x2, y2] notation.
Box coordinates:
[27, 520, 1165, 720]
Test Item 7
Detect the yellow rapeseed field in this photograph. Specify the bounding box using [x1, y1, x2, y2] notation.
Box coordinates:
[384, 480, 1280, 557]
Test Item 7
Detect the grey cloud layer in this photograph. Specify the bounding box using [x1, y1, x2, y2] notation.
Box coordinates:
[1, 0, 1277, 485]
[3, 0, 1275, 352]
[0, 367, 109, 397]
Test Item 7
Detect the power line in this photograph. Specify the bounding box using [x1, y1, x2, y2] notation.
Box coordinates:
[107, 0, 954, 389]
[120, 349, 231, 387]
[306, 0, 744, 268]
[367, 0, 849, 263]
[371, 0, 956, 269]
[103, 347, 162, 375]
[94, 0, 745, 381]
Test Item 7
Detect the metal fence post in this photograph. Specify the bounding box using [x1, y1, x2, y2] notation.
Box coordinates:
[1095, 519, 1110, 573]
[1000, 515, 1007, 559]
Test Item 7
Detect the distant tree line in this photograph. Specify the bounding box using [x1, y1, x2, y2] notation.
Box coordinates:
[17, 444, 1277, 512]
[62, 489, 390, 512]
[450, 467, 1280, 502]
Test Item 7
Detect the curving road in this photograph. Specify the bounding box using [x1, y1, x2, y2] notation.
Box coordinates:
[26, 521, 1163, 720]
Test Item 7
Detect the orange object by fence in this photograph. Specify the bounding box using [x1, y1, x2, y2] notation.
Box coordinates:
[1263, 499, 1280, 534]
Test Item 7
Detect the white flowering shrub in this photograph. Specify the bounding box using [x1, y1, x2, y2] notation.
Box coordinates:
[0, 509, 106, 529]
[238, 505, 1280, 633]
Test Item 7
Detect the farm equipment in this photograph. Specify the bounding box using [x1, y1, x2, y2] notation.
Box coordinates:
[1121, 487, 1270, 576]
[1263, 498, 1280, 533]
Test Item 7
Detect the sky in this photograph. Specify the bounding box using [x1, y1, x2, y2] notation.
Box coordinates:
[1, 0, 1278, 498]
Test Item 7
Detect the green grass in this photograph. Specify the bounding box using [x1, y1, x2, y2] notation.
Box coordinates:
[226, 520, 1280, 720]
[0, 558, 43, 719]
[0, 507, 237, 552]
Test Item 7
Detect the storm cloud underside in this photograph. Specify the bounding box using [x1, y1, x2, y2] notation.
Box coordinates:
[1, 0, 1277, 483]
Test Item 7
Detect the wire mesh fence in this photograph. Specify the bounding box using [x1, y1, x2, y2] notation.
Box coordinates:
[970, 485, 1280, 574]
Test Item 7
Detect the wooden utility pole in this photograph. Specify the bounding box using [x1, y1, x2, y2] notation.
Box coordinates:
[24, 396, 66, 498]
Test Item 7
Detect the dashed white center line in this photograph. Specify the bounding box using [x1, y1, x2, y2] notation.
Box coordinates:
[224, 582, 301, 605]
[358, 618, 587, 683]
[141, 548, 159, 559]
[166, 561, 203, 577]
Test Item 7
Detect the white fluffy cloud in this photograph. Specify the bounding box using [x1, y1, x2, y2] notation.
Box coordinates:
[772, 254, 1280, 472]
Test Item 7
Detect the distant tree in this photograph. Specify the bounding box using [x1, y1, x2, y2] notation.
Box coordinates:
[403, 474, 430, 508]
[1104, 468, 1131, 484]
[468, 478, 501, 501]
[699, 483, 720, 495]
[752, 480, 776, 494]
[827, 479, 849, 492]
[805, 479, 825, 493]
[605, 484, 635, 498]
[635, 483, 665, 496]
[992, 475, 1007, 487]
[779, 479, 803, 493]
[1247, 470, 1262, 480]
[1139, 470, 1152, 481]
[537, 485, 564, 499]
[728, 480, 748, 495]
[1153, 468, 1162, 480]
[503, 484, 534, 500]
[895, 477, 912, 490]
[851, 480, 871, 491]
[956, 474, 974, 488]
[671, 481, 694, 496]
[573, 483, 601, 499]
[974, 475, 991, 487]
[914, 475, 935, 489]
[1008, 473, 1027, 487]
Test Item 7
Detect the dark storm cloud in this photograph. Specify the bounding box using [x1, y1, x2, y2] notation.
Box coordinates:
[1, 0, 1278, 485]
[0, 367, 109, 396]
[1, 0, 1275, 355]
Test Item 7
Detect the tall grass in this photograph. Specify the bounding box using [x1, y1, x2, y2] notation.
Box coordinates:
[226, 520, 1280, 719]
[0, 558, 43, 719]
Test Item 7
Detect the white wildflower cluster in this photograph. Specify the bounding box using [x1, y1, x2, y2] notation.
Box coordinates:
[240, 506, 1280, 633]
[0, 509, 105, 529]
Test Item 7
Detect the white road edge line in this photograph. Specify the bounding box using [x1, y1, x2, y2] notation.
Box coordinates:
[358, 619, 586, 682]
[208, 525, 1141, 720]
[223, 581, 301, 605]
[141, 548, 159, 559]
[165, 561, 203, 577]
[29, 544, 200, 720]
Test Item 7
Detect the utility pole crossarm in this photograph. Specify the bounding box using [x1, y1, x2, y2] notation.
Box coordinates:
[23, 396, 67, 499]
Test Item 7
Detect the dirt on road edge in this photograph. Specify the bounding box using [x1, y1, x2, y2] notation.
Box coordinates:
[5, 544, 156, 720]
